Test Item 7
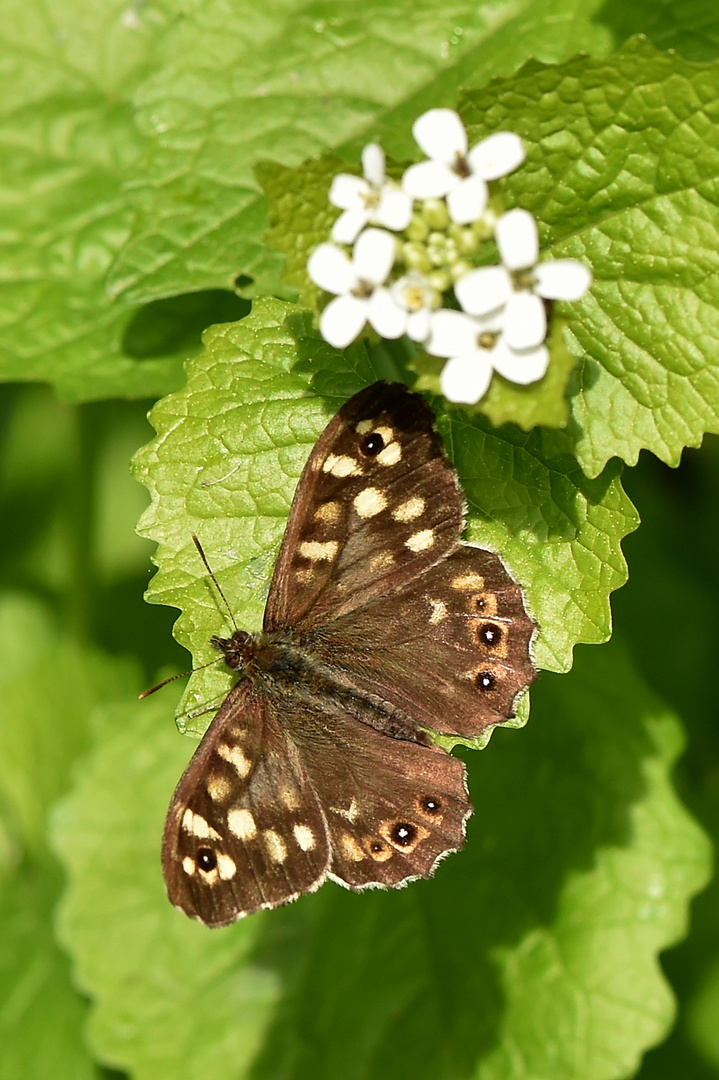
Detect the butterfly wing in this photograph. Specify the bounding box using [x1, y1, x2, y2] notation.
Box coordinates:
[307, 543, 537, 741]
[162, 681, 330, 926]
[289, 700, 471, 889]
[163, 681, 468, 919]
[264, 381, 464, 630]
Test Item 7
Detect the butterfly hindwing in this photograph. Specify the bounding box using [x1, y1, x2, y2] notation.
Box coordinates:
[162, 681, 330, 926]
[264, 382, 464, 630]
[290, 704, 471, 888]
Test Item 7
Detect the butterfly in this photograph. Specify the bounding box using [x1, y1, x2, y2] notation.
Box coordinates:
[162, 381, 536, 926]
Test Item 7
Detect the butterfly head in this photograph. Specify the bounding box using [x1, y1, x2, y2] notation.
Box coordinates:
[210, 629, 253, 671]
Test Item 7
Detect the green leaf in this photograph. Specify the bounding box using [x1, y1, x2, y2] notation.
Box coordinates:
[132, 298, 636, 737]
[0, 864, 99, 1080]
[459, 38, 719, 474]
[53, 691, 284, 1080]
[0, 0, 196, 401]
[0, 594, 133, 856]
[51, 640, 710, 1080]
[107, 0, 618, 308]
[0, 592, 139, 1080]
[263, 39, 719, 440]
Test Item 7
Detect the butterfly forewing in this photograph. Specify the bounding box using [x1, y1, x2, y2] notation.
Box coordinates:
[162, 682, 330, 926]
[264, 382, 463, 631]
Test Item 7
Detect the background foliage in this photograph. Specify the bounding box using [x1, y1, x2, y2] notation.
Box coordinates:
[2, 1, 719, 1078]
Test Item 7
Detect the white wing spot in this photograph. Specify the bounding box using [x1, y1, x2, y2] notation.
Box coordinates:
[340, 834, 366, 861]
[216, 853, 237, 880]
[295, 567, 316, 585]
[452, 572, 486, 590]
[182, 809, 221, 841]
[393, 496, 425, 522]
[227, 808, 257, 840]
[299, 540, 339, 561]
[293, 824, 316, 851]
[279, 787, 301, 811]
[206, 773, 232, 802]
[406, 528, 435, 553]
[182, 856, 196, 876]
[429, 599, 448, 624]
[263, 829, 288, 863]
[217, 743, 252, 779]
[376, 441, 402, 467]
[323, 453, 361, 478]
[355, 419, 375, 435]
[354, 487, 387, 518]
[315, 501, 341, 523]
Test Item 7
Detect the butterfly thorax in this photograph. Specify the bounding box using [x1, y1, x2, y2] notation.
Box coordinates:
[210, 628, 431, 745]
[210, 629, 303, 677]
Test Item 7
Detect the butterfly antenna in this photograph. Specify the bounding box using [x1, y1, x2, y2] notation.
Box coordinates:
[192, 532, 239, 632]
[138, 656, 224, 700]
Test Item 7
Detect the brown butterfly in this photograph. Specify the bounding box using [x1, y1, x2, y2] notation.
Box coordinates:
[162, 381, 536, 926]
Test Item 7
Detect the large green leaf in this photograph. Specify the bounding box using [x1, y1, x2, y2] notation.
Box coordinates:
[107, 0, 618, 310]
[132, 298, 636, 737]
[0, 593, 136, 1080]
[461, 39, 719, 473]
[52, 640, 710, 1080]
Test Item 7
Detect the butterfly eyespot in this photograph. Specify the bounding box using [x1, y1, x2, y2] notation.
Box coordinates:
[478, 623, 503, 648]
[476, 670, 497, 691]
[360, 432, 385, 456]
[365, 837, 393, 861]
[389, 822, 417, 847]
[418, 795, 443, 817]
[197, 847, 217, 872]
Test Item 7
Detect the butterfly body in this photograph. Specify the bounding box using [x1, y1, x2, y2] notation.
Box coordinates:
[162, 382, 536, 926]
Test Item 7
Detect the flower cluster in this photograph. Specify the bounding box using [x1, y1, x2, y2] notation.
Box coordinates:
[308, 109, 592, 405]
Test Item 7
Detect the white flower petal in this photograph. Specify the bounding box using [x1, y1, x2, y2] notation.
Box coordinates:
[440, 354, 493, 404]
[496, 208, 539, 270]
[467, 132, 525, 180]
[329, 173, 369, 210]
[406, 307, 432, 342]
[362, 143, 385, 187]
[455, 265, 512, 316]
[367, 288, 407, 339]
[375, 186, 413, 231]
[491, 341, 549, 385]
[447, 175, 488, 225]
[503, 292, 547, 349]
[427, 309, 479, 358]
[534, 260, 592, 300]
[412, 108, 467, 162]
[353, 228, 395, 284]
[319, 294, 368, 349]
[308, 243, 355, 294]
[402, 160, 457, 199]
[331, 207, 369, 244]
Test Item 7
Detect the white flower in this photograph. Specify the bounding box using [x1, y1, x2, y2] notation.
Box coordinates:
[402, 109, 525, 225]
[329, 143, 413, 244]
[427, 308, 549, 404]
[454, 208, 592, 349]
[308, 228, 400, 348]
[384, 271, 438, 342]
